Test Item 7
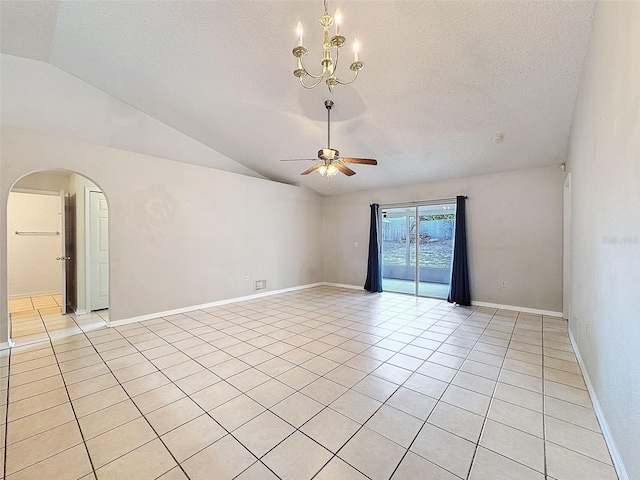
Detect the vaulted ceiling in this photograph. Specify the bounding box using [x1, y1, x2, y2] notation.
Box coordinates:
[1, 1, 594, 195]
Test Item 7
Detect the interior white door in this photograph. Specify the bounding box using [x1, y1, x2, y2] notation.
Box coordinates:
[89, 191, 109, 311]
[59, 191, 67, 314]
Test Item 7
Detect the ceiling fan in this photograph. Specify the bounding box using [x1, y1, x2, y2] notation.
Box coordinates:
[282, 100, 378, 177]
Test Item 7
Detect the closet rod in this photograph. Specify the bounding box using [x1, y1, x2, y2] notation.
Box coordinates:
[15, 231, 60, 236]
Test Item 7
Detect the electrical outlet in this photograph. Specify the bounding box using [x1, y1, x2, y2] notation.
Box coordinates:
[354, 242, 358, 248]
[501, 281, 507, 288]
[222, 277, 227, 285]
[245, 275, 250, 282]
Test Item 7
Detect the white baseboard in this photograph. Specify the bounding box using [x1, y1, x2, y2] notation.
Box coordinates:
[322, 286, 562, 316]
[569, 330, 628, 480]
[0, 340, 15, 350]
[322, 282, 364, 291]
[9, 290, 61, 299]
[109, 283, 325, 328]
[75, 309, 89, 315]
[108, 283, 561, 329]
[471, 300, 562, 317]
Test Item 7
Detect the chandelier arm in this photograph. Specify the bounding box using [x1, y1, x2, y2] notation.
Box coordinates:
[334, 69, 360, 86]
[299, 75, 325, 89]
[333, 45, 340, 73]
[299, 55, 325, 80]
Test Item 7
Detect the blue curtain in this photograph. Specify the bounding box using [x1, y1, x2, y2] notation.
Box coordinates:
[448, 196, 471, 305]
[364, 203, 383, 293]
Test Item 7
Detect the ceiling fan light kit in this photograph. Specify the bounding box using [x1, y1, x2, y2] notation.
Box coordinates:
[292, 0, 364, 92]
[319, 164, 339, 177]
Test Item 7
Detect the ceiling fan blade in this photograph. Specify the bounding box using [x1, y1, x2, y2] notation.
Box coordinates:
[336, 164, 356, 176]
[342, 157, 378, 165]
[280, 158, 318, 162]
[301, 164, 322, 175]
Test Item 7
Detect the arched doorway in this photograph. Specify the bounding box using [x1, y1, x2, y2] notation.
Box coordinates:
[7, 170, 110, 344]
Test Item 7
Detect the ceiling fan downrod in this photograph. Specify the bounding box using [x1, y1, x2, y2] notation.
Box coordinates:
[325, 100, 333, 149]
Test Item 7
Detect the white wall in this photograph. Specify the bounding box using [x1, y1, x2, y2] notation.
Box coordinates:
[7, 192, 62, 297]
[1, 54, 263, 180]
[0, 126, 324, 343]
[13, 171, 71, 192]
[566, 2, 640, 479]
[323, 165, 564, 313]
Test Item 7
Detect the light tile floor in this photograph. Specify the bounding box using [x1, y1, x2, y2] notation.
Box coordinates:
[9, 295, 64, 340]
[0, 286, 618, 479]
[8, 295, 108, 344]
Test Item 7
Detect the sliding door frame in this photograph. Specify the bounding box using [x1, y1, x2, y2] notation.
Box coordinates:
[380, 197, 458, 298]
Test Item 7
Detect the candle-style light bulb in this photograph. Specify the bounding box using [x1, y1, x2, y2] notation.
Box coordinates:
[353, 38, 360, 62]
[296, 22, 304, 46]
[335, 9, 342, 36]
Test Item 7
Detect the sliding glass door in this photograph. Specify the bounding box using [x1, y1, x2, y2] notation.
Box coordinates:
[381, 201, 456, 298]
[381, 207, 416, 295]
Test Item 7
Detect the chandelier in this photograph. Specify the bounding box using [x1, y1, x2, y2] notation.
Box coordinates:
[292, 0, 364, 93]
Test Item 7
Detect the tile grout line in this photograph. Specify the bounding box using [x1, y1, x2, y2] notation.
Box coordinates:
[464, 309, 517, 480]
[328, 304, 487, 462]
[371, 304, 507, 479]
[41, 310, 100, 480]
[409, 308, 517, 476]
[82, 324, 197, 480]
[208, 294, 387, 477]
[132, 309, 357, 480]
[428, 312, 568, 478]
[3, 345, 12, 480]
[103, 315, 319, 479]
[6, 341, 98, 476]
[150, 322, 304, 480]
[149, 311, 357, 479]
[4, 315, 56, 476]
[384, 305, 499, 478]
[542, 315, 548, 479]
[76, 325, 212, 478]
[380, 305, 481, 480]
[13, 314, 138, 475]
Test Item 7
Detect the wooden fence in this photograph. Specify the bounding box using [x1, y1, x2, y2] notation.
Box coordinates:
[382, 218, 455, 242]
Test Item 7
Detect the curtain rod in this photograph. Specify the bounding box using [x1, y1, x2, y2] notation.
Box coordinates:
[377, 196, 467, 208]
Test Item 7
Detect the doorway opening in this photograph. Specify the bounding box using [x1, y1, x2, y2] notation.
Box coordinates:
[381, 201, 456, 298]
[7, 170, 109, 343]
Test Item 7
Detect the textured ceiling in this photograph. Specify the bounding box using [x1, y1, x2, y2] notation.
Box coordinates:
[1, 1, 594, 195]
